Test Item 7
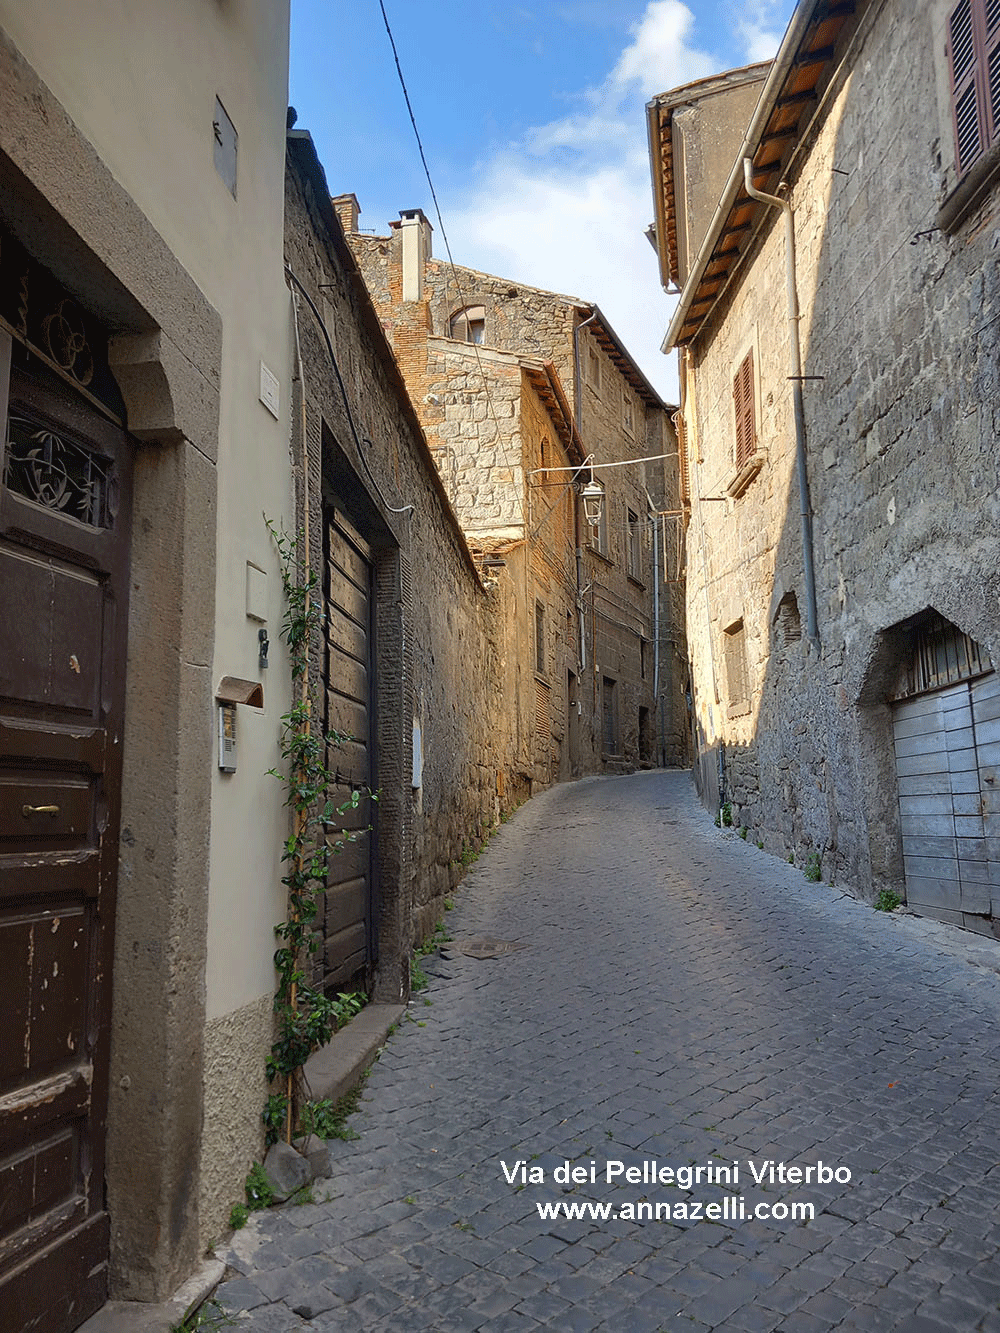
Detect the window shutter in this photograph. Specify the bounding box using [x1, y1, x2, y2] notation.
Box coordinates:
[733, 350, 755, 470]
[950, 0, 984, 172]
[673, 411, 690, 505]
[986, 0, 1000, 144]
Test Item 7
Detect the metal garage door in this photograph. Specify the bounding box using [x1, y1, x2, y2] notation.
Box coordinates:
[319, 507, 376, 991]
[892, 672, 1000, 931]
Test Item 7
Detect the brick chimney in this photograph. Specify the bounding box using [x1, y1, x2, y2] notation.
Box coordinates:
[397, 208, 432, 302]
[332, 192, 361, 233]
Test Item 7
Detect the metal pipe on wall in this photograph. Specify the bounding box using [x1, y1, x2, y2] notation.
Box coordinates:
[741, 158, 820, 650]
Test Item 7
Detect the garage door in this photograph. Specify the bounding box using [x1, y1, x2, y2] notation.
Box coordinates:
[893, 671, 1000, 931]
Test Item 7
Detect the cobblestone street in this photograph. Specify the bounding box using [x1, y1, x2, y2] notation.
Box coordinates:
[217, 769, 1000, 1332]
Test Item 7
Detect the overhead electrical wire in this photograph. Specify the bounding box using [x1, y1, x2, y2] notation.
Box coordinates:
[377, 0, 526, 529]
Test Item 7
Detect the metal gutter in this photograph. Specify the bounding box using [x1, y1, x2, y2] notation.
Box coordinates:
[663, 0, 825, 351]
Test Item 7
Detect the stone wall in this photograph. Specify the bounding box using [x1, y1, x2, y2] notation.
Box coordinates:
[286, 140, 523, 981]
[349, 217, 688, 774]
[681, 0, 1000, 902]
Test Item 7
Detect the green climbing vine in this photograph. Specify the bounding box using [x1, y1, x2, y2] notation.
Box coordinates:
[265, 520, 369, 1144]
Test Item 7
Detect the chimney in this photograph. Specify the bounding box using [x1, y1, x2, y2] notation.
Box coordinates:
[332, 192, 361, 233]
[398, 208, 432, 302]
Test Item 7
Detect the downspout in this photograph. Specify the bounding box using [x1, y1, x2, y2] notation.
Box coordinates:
[651, 501, 663, 767]
[741, 159, 820, 650]
[572, 309, 599, 673]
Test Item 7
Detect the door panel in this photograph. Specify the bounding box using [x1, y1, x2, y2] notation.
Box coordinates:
[0, 364, 131, 1332]
[893, 671, 999, 932]
[320, 509, 376, 992]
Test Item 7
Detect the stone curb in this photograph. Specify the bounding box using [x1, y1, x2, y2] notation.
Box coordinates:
[302, 1000, 406, 1103]
[76, 1258, 225, 1333]
[77, 1001, 403, 1332]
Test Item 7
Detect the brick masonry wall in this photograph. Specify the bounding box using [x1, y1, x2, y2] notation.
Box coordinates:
[682, 0, 1000, 898]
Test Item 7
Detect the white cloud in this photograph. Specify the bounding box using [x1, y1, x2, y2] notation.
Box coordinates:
[446, 0, 725, 402]
[443, 0, 791, 400]
[736, 1, 787, 63]
[610, 0, 715, 97]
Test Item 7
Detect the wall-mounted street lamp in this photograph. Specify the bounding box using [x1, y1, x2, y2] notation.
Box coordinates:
[579, 477, 605, 528]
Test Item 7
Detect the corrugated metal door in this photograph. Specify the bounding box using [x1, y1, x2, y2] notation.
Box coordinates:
[0, 366, 131, 1331]
[320, 508, 375, 991]
[892, 672, 1000, 929]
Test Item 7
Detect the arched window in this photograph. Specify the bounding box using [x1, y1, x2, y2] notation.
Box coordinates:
[449, 305, 485, 344]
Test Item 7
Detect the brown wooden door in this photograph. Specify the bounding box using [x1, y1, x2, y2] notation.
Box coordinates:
[319, 507, 375, 991]
[0, 363, 131, 1332]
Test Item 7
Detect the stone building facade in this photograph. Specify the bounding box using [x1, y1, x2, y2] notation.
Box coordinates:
[649, 0, 1000, 934]
[285, 133, 525, 984]
[344, 203, 689, 779]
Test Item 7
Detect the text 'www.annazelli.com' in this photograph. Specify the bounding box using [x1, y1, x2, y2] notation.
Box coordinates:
[535, 1197, 815, 1223]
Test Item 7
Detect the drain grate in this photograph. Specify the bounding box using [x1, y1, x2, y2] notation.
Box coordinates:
[447, 937, 527, 960]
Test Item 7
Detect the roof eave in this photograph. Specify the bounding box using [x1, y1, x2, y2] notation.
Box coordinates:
[664, 0, 844, 351]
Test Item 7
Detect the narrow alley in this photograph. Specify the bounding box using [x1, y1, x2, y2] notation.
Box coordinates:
[215, 770, 1000, 1333]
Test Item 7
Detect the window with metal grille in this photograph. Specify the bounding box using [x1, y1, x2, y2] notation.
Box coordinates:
[948, 0, 1000, 175]
[724, 620, 751, 716]
[891, 611, 991, 699]
[733, 349, 756, 470]
[449, 305, 485, 343]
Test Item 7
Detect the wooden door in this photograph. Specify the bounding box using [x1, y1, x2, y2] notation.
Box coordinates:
[319, 507, 375, 991]
[0, 363, 131, 1332]
[893, 671, 1000, 930]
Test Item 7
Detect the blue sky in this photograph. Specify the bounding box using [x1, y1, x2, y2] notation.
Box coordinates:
[289, 1, 797, 400]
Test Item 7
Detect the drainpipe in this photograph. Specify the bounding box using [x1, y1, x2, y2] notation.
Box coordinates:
[572, 309, 599, 673]
[651, 498, 663, 766]
[742, 159, 819, 650]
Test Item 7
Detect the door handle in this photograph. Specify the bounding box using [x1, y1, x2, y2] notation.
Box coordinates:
[22, 804, 60, 817]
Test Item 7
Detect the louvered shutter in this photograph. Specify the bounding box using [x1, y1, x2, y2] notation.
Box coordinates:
[951, 0, 983, 172]
[733, 350, 755, 470]
[985, 0, 1000, 147]
[673, 410, 690, 505]
[949, 0, 1000, 173]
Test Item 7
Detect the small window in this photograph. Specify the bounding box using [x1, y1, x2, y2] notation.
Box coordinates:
[733, 349, 756, 470]
[535, 601, 545, 675]
[626, 509, 641, 580]
[891, 610, 991, 699]
[450, 305, 485, 344]
[602, 676, 618, 754]
[947, 0, 1000, 176]
[587, 345, 601, 393]
[774, 592, 802, 650]
[590, 497, 609, 558]
[622, 388, 635, 436]
[724, 619, 751, 718]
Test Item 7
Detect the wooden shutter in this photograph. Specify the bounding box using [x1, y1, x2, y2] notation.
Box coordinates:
[673, 410, 690, 505]
[733, 350, 756, 470]
[948, 0, 1000, 173]
[986, 0, 1000, 146]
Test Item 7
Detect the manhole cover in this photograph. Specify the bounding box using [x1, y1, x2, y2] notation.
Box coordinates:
[451, 937, 527, 960]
